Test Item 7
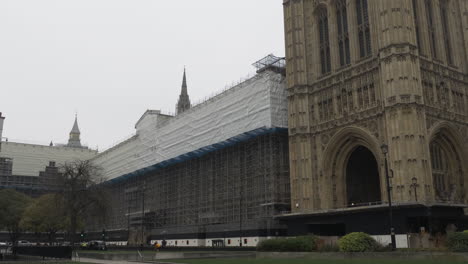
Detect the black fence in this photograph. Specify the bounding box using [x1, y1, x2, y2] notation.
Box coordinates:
[14, 246, 72, 259]
[106, 245, 256, 252]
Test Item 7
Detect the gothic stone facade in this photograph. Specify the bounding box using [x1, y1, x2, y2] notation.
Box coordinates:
[283, 0, 468, 234]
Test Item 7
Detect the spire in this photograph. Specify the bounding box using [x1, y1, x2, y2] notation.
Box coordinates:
[176, 67, 191, 115]
[181, 67, 188, 95]
[70, 114, 80, 134]
[67, 114, 82, 148]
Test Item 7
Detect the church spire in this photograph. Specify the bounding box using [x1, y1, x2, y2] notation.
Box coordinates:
[67, 114, 82, 148]
[181, 67, 188, 94]
[176, 68, 191, 115]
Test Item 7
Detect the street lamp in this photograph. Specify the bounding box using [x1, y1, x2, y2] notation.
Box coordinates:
[410, 177, 419, 202]
[223, 229, 227, 248]
[381, 144, 396, 251]
[127, 205, 130, 246]
[239, 171, 243, 247]
[141, 180, 146, 246]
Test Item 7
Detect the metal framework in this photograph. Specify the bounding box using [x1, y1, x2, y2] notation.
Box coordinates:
[252, 54, 286, 74]
[90, 130, 290, 245]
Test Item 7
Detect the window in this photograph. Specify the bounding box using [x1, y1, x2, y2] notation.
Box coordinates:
[0, 157, 13, 176]
[425, 0, 437, 59]
[318, 7, 331, 74]
[440, 0, 453, 65]
[356, 0, 371, 58]
[336, 0, 350, 66]
[412, 0, 421, 50]
[430, 140, 448, 199]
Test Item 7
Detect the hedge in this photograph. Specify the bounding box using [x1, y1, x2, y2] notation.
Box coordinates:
[447, 232, 468, 252]
[338, 232, 379, 252]
[256, 235, 318, 252]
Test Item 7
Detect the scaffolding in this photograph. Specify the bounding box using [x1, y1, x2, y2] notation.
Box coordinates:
[92, 129, 290, 245]
[252, 54, 286, 75]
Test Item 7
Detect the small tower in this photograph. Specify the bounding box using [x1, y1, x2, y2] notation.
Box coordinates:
[67, 115, 82, 148]
[0, 112, 5, 152]
[0, 112, 4, 141]
[176, 68, 191, 115]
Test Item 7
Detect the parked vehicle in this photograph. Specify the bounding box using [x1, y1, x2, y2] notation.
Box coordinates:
[17, 240, 33, 246]
[87, 240, 107, 251]
[80, 242, 88, 249]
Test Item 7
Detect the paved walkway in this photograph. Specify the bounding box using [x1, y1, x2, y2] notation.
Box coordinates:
[78, 257, 185, 264]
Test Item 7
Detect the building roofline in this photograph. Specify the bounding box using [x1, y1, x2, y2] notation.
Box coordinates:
[101, 127, 288, 185]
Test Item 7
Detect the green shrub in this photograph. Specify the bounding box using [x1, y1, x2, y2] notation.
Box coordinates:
[447, 232, 468, 252]
[256, 235, 317, 252]
[338, 232, 379, 252]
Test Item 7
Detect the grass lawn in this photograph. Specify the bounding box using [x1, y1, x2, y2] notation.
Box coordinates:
[1, 262, 93, 264]
[165, 258, 467, 264]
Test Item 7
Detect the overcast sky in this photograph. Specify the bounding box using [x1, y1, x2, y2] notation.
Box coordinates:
[0, 0, 285, 150]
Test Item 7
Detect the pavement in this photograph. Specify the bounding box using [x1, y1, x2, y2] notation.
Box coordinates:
[78, 257, 186, 264]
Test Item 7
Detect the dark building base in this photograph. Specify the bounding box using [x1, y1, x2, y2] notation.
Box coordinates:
[279, 204, 468, 236]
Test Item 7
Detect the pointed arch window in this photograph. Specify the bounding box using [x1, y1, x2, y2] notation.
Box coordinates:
[440, 0, 453, 65]
[425, 0, 437, 59]
[318, 7, 331, 74]
[431, 141, 449, 198]
[412, 0, 421, 51]
[356, 0, 371, 58]
[336, 0, 350, 66]
[430, 133, 464, 202]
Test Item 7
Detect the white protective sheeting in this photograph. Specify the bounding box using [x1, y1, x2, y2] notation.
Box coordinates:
[92, 71, 287, 180]
[0, 142, 97, 177]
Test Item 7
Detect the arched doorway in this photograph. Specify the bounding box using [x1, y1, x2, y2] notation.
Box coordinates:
[345, 146, 381, 206]
[430, 133, 464, 202]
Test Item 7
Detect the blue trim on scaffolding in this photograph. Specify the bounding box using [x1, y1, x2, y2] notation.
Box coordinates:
[0, 185, 50, 191]
[104, 126, 288, 185]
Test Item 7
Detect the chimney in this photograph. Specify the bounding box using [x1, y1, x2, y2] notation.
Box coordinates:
[0, 113, 4, 151]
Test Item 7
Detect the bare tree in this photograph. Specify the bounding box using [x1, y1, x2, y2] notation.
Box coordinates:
[57, 160, 108, 244]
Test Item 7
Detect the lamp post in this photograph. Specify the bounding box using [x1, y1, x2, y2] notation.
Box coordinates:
[223, 229, 227, 248]
[141, 180, 146, 246]
[381, 144, 396, 251]
[127, 204, 130, 246]
[239, 166, 243, 247]
[410, 177, 418, 202]
[239, 185, 243, 247]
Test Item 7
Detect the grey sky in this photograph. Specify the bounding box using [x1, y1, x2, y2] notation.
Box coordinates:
[0, 0, 285, 150]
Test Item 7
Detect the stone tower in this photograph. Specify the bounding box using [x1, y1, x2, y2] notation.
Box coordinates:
[67, 115, 82, 148]
[282, 0, 468, 236]
[176, 68, 191, 115]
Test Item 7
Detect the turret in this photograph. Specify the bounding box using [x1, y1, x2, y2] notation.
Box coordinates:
[67, 115, 82, 148]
